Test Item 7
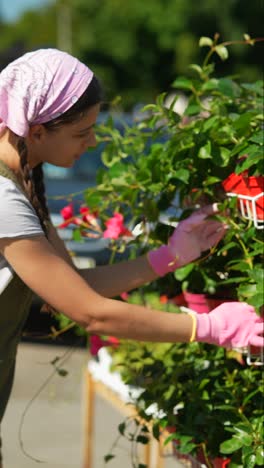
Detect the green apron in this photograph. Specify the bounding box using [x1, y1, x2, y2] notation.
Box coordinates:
[0, 161, 34, 462]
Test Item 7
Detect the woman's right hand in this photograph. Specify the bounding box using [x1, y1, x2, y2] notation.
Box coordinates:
[194, 302, 264, 348]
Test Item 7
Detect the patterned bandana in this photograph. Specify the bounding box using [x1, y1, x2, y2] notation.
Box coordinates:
[0, 48, 94, 137]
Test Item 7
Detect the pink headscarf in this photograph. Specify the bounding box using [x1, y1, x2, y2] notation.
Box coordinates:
[0, 48, 94, 137]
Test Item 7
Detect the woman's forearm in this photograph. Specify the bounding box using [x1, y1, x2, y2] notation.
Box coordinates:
[86, 297, 193, 342]
[47, 222, 158, 297]
[80, 255, 158, 297]
[1, 236, 192, 344]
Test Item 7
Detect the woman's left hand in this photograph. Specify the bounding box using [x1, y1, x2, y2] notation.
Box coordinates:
[148, 204, 227, 276]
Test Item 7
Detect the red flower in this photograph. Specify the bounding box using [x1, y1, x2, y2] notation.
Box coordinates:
[61, 203, 74, 220]
[79, 206, 99, 227]
[160, 295, 168, 304]
[103, 212, 132, 239]
[58, 203, 83, 228]
[90, 334, 120, 356]
[58, 217, 83, 229]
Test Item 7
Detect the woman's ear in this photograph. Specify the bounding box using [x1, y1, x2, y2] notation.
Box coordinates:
[27, 124, 46, 142]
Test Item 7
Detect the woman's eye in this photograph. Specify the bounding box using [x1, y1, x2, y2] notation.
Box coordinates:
[76, 133, 89, 139]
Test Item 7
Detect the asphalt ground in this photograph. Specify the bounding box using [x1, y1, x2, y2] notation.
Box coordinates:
[2, 343, 185, 468]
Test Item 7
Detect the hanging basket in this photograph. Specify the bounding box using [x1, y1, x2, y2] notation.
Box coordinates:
[222, 173, 264, 229]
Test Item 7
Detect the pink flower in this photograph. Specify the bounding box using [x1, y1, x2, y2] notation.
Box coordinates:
[90, 334, 120, 356]
[58, 217, 83, 228]
[58, 203, 84, 228]
[60, 203, 74, 220]
[103, 212, 132, 239]
[79, 206, 99, 226]
[120, 292, 129, 301]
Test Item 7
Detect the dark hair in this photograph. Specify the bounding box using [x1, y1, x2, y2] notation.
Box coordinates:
[17, 75, 102, 236]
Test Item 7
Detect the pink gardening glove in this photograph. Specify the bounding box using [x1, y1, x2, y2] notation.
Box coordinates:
[194, 302, 264, 348]
[148, 204, 226, 276]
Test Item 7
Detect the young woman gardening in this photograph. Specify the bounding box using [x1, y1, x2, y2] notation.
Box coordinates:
[0, 49, 263, 466]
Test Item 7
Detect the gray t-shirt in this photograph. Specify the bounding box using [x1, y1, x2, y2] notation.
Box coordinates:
[0, 175, 44, 293]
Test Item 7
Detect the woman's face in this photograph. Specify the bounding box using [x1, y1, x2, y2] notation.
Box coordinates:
[26, 104, 100, 168]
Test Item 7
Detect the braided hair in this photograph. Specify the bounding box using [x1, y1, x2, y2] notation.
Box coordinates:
[18, 138, 49, 235]
[17, 75, 102, 237]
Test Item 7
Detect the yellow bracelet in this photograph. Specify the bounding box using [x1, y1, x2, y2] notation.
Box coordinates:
[188, 312, 197, 343]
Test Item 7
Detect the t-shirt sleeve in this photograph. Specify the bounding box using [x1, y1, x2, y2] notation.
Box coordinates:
[0, 176, 44, 238]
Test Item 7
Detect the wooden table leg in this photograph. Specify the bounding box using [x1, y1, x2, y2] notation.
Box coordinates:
[156, 438, 165, 468]
[83, 371, 95, 468]
[143, 439, 151, 466]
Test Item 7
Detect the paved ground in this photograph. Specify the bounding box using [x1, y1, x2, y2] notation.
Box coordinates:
[2, 343, 185, 468]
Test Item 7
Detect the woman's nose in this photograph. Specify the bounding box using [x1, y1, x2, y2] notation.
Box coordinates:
[88, 131, 97, 148]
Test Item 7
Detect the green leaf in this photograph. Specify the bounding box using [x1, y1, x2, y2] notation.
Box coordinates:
[179, 442, 197, 454]
[249, 131, 264, 146]
[104, 454, 115, 463]
[57, 368, 68, 377]
[218, 78, 240, 97]
[73, 229, 83, 242]
[219, 147, 231, 165]
[242, 453, 256, 468]
[189, 64, 203, 76]
[136, 435, 149, 444]
[203, 176, 221, 186]
[243, 388, 261, 406]
[101, 150, 121, 167]
[152, 422, 160, 441]
[174, 262, 195, 281]
[220, 437, 244, 454]
[172, 77, 193, 90]
[143, 199, 159, 221]
[184, 103, 201, 116]
[235, 433, 252, 446]
[256, 446, 264, 465]
[84, 191, 104, 209]
[248, 268, 264, 284]
[215, 45, 229, 61]
[164, 433, 178, 446]
[174, 168, 190, 183]
[236, 150, 262, 172]
[203, 115, 220, 131]
[233, 113, 254, 132]
[109, 162, 127, 178]
[202, 78, 219, 91]
[247, 293, 264, 308]
[141, 425, 149, 433]
[198, 141, 212, 159]
[199, 36, 213, 47]
[118, 422, 126, 435]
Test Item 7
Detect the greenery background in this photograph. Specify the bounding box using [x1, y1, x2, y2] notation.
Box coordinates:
[0, 0, 263, 108]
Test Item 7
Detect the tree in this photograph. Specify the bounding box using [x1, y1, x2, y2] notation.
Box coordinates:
[0, 0, 263, 107]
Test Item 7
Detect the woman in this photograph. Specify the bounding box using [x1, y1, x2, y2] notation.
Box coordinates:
[0, 48, 262, 466]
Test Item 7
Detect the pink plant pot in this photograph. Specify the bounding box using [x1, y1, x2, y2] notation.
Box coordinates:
[212, 457, 231, 468]
[183, 291, 227, 314]
[170, 293, 188, 308]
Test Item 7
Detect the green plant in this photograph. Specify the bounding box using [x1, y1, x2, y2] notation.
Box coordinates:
[55, 34, 264, 466]
[106, 314, 264, 467]
[80, 33, 264, 308]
